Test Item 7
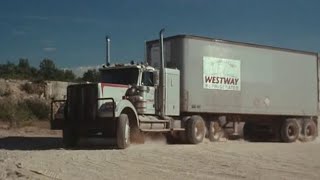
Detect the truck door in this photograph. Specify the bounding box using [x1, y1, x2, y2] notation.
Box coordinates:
[141, 71, 156, 114]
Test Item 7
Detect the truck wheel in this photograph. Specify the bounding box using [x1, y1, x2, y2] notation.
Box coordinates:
[117, 114, 130, 149]
[186, 116, 205, 144]
[166, 132, 185, 144]
[166, 133, 177, 144]
[280, 119, 299, 143]
[301, 119, 317, 142]
[62, 126, 78, 148]
[243, 122, 253, 141]
[208, 121, 223, 142]
[178, 131, 188, 144]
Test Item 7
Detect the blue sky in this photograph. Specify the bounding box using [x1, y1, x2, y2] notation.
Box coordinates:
[0, 0, 319, 70]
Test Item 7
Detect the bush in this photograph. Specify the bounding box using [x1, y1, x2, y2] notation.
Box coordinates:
[20, 82, 33, 94]
[0, 97, 50, 128]
[0, 98, 34, 128]
[15, 101, 35, 126]
[0, 84, 12, 97]
[0, 98, 15, 121]
[0, 88, 12, 97]
[24, 98, 50, 120]
[20, 82, 45, 95]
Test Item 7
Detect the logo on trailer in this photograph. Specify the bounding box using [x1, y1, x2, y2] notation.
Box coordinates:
[203, 56, 241, 91]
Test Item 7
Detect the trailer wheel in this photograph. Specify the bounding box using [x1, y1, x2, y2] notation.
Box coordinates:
[208, 121, 223, 142]
[243, 122, 253, 141]
[165, 131, 186, 144]
[166, 133, 178, 144]
[280, 119, 299, 143]
[62, 126, 78, 148]
[186, 116, 205, 144]
[117, 114, 130, 149]
[301, 119, 317, 142]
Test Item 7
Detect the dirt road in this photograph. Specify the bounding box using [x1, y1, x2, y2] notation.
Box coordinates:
[0, 125, 319, 180]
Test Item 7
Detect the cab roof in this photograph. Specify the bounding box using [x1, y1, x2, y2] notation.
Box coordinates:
[99, 62, 155, 71]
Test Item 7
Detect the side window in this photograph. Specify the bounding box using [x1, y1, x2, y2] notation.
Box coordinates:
[142, 71, 154, 86]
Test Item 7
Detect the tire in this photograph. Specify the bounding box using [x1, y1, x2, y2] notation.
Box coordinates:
[280, 119, 299, 143]
[228, 134, 241, 140]
[301, 119, 317, 142]
[117, 114, 130, 149]
[186, 115, 205, 144]
[62, 125, 78, 148]
[178, 131, 188, 144]
[166, 132, 185, 144]
[166, 133, 177, 144]
[243, 122, 253, 141]
[208, 121, 223, 142]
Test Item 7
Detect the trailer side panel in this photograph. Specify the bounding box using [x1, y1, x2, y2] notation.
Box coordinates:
[147, 36, 318, 116]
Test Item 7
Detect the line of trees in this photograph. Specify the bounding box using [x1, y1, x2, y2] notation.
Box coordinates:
[0, 58, 100, 82]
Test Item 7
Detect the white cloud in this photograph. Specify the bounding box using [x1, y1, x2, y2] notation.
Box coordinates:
[43, 47, 57, 52]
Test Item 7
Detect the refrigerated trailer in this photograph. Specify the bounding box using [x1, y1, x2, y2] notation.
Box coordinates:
[51, 29, 319, 149]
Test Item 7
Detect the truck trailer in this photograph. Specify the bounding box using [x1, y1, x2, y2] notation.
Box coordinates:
[51, 29, 319, 149]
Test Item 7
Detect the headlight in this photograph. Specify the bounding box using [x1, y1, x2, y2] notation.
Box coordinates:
[100, 102, 116, 111]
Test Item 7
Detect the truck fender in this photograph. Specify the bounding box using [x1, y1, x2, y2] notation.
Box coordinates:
[115, 99, 139, 127]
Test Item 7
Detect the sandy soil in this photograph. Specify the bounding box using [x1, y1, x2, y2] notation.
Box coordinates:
[0, 123, 320, 180]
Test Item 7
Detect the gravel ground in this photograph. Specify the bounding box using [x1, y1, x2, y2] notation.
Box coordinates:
[0, 124, 319, 180]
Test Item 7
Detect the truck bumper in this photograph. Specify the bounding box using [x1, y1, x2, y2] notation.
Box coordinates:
[74, 117, 117, 138]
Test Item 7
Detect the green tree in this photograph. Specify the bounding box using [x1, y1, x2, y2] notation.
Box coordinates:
[39, 59, 57, 80]
[63, 70, 76, 81]
[30, 67, 39, 77]
[82, 69, 100, 82]
[0, 58, 77, 82]
[0, 61, 17, 78]
[17, 58, 31, 78]
[18, 58, 30, 69]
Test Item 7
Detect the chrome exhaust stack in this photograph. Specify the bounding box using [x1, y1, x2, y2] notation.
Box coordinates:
[159, 28, 165, 118]
[106, 36, 111, 65]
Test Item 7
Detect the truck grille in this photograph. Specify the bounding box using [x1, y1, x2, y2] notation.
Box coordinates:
[66, 84, 98, 126]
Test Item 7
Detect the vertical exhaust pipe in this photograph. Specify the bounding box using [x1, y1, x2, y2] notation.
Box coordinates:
[144, 40, 147, 64]
[159, 28, 165, 118]
[106, 36, 110, 65]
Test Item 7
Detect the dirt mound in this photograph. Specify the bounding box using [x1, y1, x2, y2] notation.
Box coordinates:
[0, 79, 58, 128]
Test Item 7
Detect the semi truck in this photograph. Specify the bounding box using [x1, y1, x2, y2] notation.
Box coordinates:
[51, 29, 319, 149]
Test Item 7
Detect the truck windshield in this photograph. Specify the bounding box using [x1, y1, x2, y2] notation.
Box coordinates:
[100, 68, 139, 85]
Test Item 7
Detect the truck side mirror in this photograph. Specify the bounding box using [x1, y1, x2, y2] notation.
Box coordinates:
[153, 70, 159, 86]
